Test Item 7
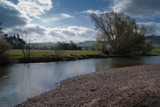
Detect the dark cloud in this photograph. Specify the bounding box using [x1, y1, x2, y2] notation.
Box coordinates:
[6, 24, 46, 36]
[0, 0, 29, 28]
[113, 0, 160, 18]
[25, 25, 46, 35]
[62, 30, 76, 37]
[49, 31, 65, 39]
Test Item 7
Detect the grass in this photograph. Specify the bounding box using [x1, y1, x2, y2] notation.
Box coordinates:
[7, 45, 160, 63]
[151, 44, 160, 55]
[8, 50, 106, 60]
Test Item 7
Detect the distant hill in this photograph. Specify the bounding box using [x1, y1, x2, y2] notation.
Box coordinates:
[29, 36, 160, 50]
[148, 36, 160, 44]
[77, 36, 160, 50]
[30, 43, 56, 50]
[79, 41, 95, 44]
[78, 41, 95, 50]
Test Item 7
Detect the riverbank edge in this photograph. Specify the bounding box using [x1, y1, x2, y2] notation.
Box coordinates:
[17, 54, 108, 63]
[14, 53, 158, 64]
[16, 64, 160, 107]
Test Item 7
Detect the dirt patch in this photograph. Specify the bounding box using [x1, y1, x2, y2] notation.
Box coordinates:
[16, 64, 160, 107]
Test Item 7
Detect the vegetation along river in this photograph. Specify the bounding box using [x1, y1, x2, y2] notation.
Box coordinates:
[0, 56, 160, 107]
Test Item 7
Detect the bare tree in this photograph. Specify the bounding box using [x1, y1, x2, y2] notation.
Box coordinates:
[54, 42, 65, 59]
[20, 31, 31, 63]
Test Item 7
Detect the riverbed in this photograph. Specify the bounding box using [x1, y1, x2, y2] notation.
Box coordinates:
[0, 56, 160, 107]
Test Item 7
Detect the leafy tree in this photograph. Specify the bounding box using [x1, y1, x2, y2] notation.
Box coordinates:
[0, 23, 11, 54]
[1, 34, 26, 49]
[0, 23, 13, 65]
[0, 39, 11, 54]
[91, 11, 152, 55]
[93, 37, 107, 53]
[0, 39, 12, 65]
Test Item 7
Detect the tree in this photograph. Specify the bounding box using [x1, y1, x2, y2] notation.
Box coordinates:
[0, 39, 12, 65]
[91, 11, 153, 55]
[54, 42, 65, 59]
[0, 23, 12, 65]
[0, 39, 11, 54]
[53, 41, 81, 50]
[93, 36, 108, 53]
[0, 23, 11, 54]
[1, 34, 26, 49]
[20, 31, 31, 63]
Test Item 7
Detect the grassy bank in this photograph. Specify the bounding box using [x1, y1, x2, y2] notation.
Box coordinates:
[7, 48, 160, 63]
[152, 44, 160, 54]
[8, 50, 107, 63]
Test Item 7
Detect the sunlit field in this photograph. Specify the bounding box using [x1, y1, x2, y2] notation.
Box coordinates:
[9, 50, 105, 60]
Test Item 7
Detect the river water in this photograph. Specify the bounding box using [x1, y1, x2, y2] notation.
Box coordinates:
[0, 56, 160, 107]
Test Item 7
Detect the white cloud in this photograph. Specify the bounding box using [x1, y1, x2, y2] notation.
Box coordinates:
[0, 0, 96, 43]
[41, 17, 61, 23]
[6, 25, 96, 43]
[111, 0, 160, 18]
[61, 13, 74, 18]
[49, 26, 96, 43]
[138, 22, 160, 36]
[17, 0, 53, 18]
[82, 10, 101, 14]
[81, 9, 108, 14]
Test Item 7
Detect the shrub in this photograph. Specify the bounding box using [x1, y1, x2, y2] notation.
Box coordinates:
[0, 39, 12, 65]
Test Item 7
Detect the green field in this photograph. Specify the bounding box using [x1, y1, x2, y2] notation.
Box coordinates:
[152, 44, 160, 55]
[7, 44, 160, 63]
[9, 50, 105, 60]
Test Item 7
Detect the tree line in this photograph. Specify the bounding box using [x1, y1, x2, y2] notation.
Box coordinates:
[0, 33, 81, 51]
[1, 34, 26, 49]
[54, 41, 82, 50]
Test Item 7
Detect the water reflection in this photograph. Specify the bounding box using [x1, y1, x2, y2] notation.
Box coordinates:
[0, 56, 159, 107]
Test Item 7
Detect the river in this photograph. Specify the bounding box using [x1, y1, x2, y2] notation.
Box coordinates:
[0, 56, 160, 107]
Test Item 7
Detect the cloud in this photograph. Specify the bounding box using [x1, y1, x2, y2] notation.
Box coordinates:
[0, 0, 30, 28]
[41, 17, 60, 23]
[17, 0, 53, 18]
[61, 13, 74, 18]
[81, 9, 108, 14]
[111, 0, 160, 18]
[24, 24, 47, 35]
[6, 25, 96, 43]
[32, 26, 97, 43]
[138, 22, 160, 36]
[5, 24, 47, 35]
[82, 10, 101, 14]
[49, 26, 97, 43]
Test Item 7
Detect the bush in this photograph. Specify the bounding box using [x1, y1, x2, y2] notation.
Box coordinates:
[0, 39, 12, 65]
[0, 39, 11, 53]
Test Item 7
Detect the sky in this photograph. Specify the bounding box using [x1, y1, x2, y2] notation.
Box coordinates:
[0, 0, 160, 43]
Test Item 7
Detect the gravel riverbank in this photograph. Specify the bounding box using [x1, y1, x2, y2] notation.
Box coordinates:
[16, 64, 160, 107]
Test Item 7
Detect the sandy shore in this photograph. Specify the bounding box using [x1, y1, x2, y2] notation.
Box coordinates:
[16, 64, 160, 107]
